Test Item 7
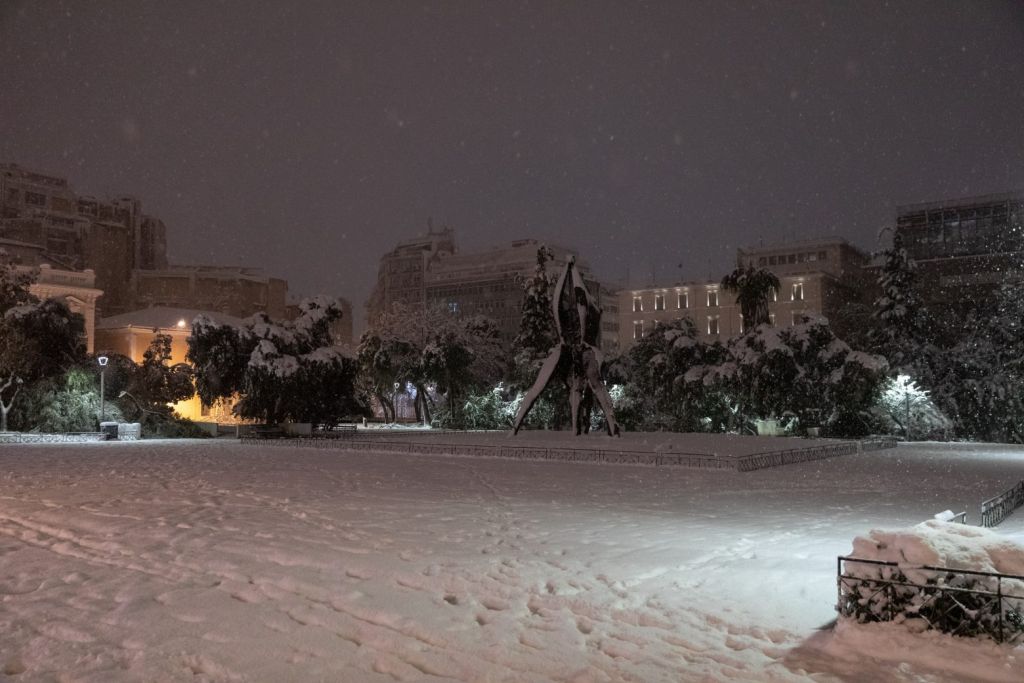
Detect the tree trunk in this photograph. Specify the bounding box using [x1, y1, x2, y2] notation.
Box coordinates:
[416, 383, 431, 426]
[0, 374, 19, 433]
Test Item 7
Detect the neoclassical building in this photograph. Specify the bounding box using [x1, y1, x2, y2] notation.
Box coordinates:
[3, 237, 103, 352]
[620, 238, 873, 350]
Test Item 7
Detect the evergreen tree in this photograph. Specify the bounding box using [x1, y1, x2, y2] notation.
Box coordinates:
[189, 297, 362, 425]
[513, 245, 557, 365]
[134, 334, 195, 406]
[873, 232, 924, 368]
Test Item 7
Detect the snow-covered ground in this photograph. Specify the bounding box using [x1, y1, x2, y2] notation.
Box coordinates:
[1, 439, 1022, 682]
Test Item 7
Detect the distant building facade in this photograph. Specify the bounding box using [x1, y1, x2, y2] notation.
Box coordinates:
[368, 228, 618, 353]
[620, 280, 740, 348]
[620, 238, 872, 351]
[893, 192, 1023, 309]
[132, 265, 289, 320]
[0, 163, 167, 316]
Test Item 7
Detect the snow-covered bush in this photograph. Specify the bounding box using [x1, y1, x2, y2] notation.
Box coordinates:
[688, 317, 888, 436]
[872, 374, 952, 440]
[839, 520, 1024, 640]
[189, 296, 364, 426]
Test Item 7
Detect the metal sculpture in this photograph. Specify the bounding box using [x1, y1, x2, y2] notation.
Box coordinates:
[512, 257, 620, 436]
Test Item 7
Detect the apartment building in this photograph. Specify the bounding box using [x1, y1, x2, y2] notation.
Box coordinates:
[0, 163, 167, 315]
[368, 229, 618, 353]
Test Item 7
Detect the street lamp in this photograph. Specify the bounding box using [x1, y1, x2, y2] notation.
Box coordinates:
[97, 355, 108, 422]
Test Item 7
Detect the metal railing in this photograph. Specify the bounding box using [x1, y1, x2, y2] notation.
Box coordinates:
[859, 436, 899, 451]
[838, 556, 1024, 644]
[734, 442, 858, 471]
[981, 480, 1024, 528]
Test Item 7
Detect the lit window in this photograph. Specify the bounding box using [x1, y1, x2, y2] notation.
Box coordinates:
[707, 289, 718, 307]
[769, 313, 776, 326]
[448, 301, 459, 313]
[792, 282, 804, 301]
[677, 291, 688, 309]
[654, 293, 665, 311]
[633, 320, 644, 339]
[632, 296, 643, 312]
[771, 287, 778, 302]
[707, 316, 720, 335]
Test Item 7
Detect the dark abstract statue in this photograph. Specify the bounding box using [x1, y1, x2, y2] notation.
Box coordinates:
[512, 257, 620, 436]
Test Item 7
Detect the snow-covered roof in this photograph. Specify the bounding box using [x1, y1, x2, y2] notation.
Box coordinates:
[97, 306, 243, 331]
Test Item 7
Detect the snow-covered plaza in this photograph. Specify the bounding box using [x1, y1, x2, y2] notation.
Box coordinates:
[1, 438, 1023, 682]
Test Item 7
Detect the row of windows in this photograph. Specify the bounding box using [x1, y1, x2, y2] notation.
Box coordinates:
[632, 283, 804, 312]
[631, 311, 811, 340]
[756, 251, 827, 267]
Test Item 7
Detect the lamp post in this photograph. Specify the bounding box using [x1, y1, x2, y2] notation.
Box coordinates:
[97, 355, 109, 422]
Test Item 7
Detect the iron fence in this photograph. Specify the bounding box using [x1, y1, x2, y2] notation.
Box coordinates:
[837, 556, 1024, 644]
[981, 480, 1024, 528]
[859, 436, 899, 451]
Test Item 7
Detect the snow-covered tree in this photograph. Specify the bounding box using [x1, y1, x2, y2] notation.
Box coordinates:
[617, 318, 731, 432]
[358, 302, 504, 426]
[131, 334, 195, 407]
[873, 232, 924, 369]
[721, 265, 780, 330]
[513, 245, 557, 365]
[688, 317, 888, 435]
[0, 253, 89, 431]
[189, 296, 362, 425]
[873, 374, 952, 441]
[920, 283, 1024, 443]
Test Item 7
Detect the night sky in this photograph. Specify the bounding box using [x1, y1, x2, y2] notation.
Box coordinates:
[2, 1, 1022, 331]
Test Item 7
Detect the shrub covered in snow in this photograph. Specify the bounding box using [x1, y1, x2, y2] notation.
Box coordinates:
[689, 317, 888, 436]
[871, 374, 953, 441]
[839, 520, 1024, 641]
[189, 297, 364, 426]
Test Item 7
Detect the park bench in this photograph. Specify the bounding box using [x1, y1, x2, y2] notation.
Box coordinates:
[252, 425, 286, 439]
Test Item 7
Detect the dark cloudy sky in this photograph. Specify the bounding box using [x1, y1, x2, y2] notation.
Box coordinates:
[2, 1, 1022, 330]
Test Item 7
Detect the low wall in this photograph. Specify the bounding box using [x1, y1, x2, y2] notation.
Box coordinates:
[0, 432, 106, 444]
[239, 434, 896, 471]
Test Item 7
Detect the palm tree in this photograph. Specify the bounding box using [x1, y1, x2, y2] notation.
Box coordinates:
[721, 266, 780, 330]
